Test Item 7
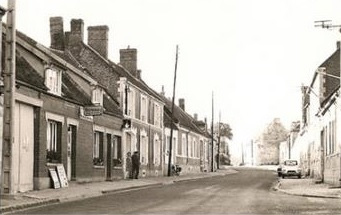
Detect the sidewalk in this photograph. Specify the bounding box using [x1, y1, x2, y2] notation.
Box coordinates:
[274, 177, 341, 199]
[0, 168, 238, 214]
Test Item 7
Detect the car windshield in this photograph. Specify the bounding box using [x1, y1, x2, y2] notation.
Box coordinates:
[284, 160, 297, 166]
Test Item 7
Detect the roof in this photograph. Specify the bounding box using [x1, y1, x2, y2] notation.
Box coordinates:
[16, 55, 47, 91]
[77, 42, 164, 104]
[320, 48, 340, 103]
[159, 94, 205, 136]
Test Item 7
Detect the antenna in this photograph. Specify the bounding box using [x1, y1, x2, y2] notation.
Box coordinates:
[314, 20, 341, 31]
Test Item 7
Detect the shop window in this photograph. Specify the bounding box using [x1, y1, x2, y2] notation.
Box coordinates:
[93, 131, 104, 166]
[113, 136, 122, 167]
[46, 120, 62, 163]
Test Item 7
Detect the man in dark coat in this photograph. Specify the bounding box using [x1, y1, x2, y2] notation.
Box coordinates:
[131, 151, 140, 179]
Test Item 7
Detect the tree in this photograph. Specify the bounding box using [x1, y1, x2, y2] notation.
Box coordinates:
[219, 122, 233, 140]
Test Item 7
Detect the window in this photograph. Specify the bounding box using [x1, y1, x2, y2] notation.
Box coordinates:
[188, 136, 193, 158]
[140, 133, 148, 165]
[128, 89, 135, 117]
[177, 135, 182, 156]
[45, 68, 62, 96]
[113, 136, 122, 167]
[92, 87, 103, 106]
[154, 135, 160, 165]
[181, 134, 187, 156]
[46, 120, 61, 163]
[326, 120, 336, 156]
[141, 95, 148, 122]
[154, 103, 161, 127]
[93, 131, 104, 166]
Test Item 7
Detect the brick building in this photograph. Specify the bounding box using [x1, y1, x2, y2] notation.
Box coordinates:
[1, 21, 123, 193]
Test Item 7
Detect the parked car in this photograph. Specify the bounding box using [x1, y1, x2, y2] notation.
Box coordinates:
[281, 160, 301, 179]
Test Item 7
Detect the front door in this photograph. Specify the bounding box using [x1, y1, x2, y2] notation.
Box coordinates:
[106, 134, 112, 180]
[13, 102, 34, 193]
[67, 125, 77, 181]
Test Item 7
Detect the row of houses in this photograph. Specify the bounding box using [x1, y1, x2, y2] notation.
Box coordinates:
[282, 41, 341, 186]
[0, 16, 216, 194]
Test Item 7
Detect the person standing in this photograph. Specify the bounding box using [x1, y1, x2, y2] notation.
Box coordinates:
[131, 151, 140, 179]
[126, 152, 133, 179]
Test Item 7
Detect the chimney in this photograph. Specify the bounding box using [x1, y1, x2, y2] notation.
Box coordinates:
[337, 41, 340, 49]
[136, 69, 142, 79]
[88, 25, 109, 58]
[69, 19, 84, 44]
[179, 98, 185, 111]
[318, 67, 327, 103]
[120, 47, 137, 77]
[160, 85, 165, 96]
[49, 17, 65, 50]
[67, 19, 84, 55]
[194, 113, 198, 121]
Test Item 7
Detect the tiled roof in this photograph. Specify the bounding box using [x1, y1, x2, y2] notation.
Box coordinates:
[159, 94, 204, 135]
[319, 48, 340, 104]
[16, 55, 47, 90]
[103, 92, 123, 117]
[62, 72, 92, 106]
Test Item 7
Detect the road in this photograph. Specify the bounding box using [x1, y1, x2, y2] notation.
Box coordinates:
[17, 167, 341, 214]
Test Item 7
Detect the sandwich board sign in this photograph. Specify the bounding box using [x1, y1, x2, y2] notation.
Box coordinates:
[49, 168, 61, 189]
[56, 164, 69, 188]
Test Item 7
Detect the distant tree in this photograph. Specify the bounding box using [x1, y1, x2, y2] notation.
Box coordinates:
[219, 122, 233, 140]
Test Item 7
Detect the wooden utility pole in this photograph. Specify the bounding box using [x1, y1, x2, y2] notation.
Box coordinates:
[217, 111, 221, 169]
[167, 45, 178, 177]
[2, 0, 16, 194]
[211, 92, 214, 172]
[0, 4, 7, 193]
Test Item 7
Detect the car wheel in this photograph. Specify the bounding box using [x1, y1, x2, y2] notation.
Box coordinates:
[298, 175, 301, 179]
[282, 175, 285, 179]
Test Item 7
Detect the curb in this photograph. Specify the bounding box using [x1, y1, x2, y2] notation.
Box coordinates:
[273, 181, 341, 199]
[101, 182, 164, 194]
[1, 199, 59, 214]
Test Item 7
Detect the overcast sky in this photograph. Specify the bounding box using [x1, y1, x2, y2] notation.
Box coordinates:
[3, 0, 341, 144]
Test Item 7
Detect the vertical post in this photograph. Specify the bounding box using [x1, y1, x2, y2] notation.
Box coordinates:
[217, 111, 221, 169]
[167, 45, 178, 177]
[0, 5, 7, 193]
[211, 92, 214, 172]
[2, 0, 16, 194]
[251, 140, 254, 165]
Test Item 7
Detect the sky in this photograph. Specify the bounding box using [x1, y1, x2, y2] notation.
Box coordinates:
[2, 0, 341, 144]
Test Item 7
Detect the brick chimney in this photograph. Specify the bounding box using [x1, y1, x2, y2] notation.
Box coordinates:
[194, 113, 198, 121]
[120, 47, 137, 77]
[88, 25, 109, 58]
[49, 17, 65, 50]
[67, 19, 84, 55]
[179, 98, 185, 111]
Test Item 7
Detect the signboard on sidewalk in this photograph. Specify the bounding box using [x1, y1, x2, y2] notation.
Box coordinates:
[56, 164, 69, 188]
[49, 168, 61, 189]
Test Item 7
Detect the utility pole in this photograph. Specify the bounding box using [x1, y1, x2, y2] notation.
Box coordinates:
[167, 45, 178, 177]
[211, 92, 214, 172]
[0, 4, 7, 193]
[314, 19, 341, 183]
[2, 0, 16, 194]
[217, 111, 221, 169]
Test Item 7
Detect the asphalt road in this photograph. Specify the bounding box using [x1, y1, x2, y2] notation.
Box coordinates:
[17, 167, 341, 215]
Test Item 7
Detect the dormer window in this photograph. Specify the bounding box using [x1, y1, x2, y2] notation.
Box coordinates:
[45, 68, 62, 96]
[92, 87, 103, 106]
